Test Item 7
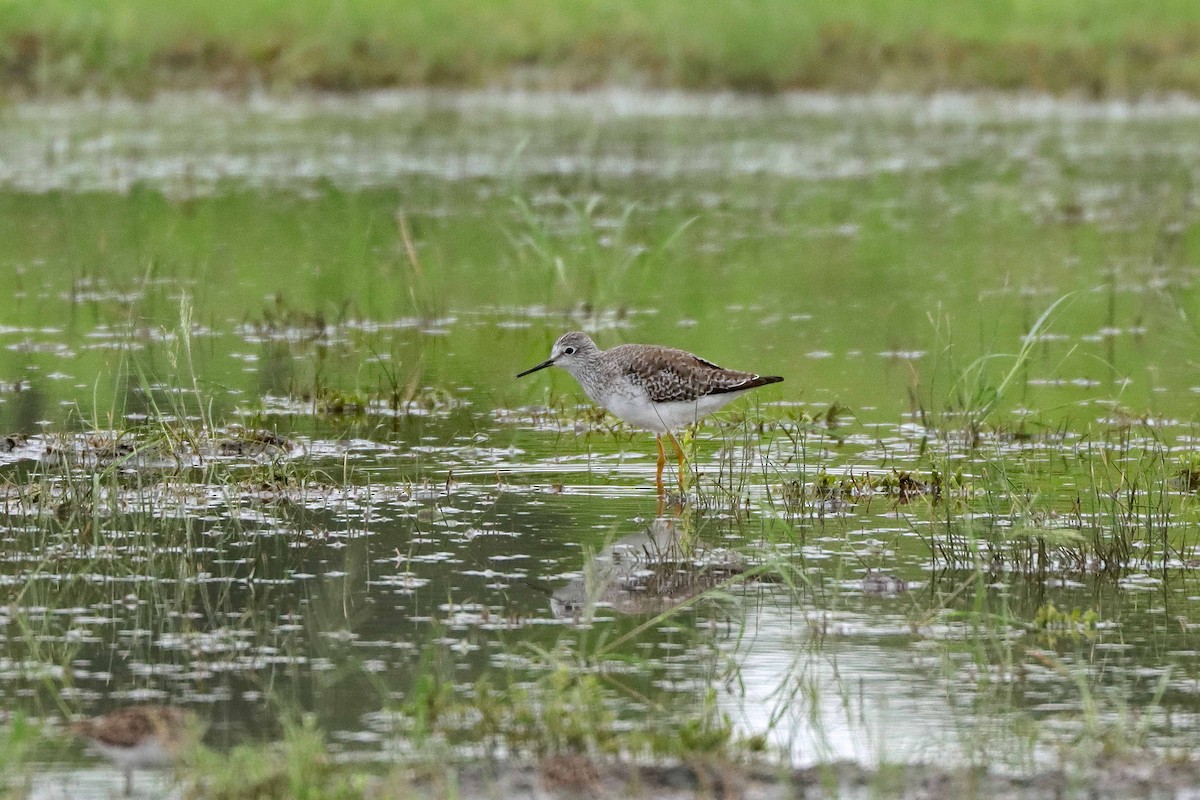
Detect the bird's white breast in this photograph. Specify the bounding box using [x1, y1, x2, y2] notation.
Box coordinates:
[597, 385, 743, 433]
[92, 739, 175, 769]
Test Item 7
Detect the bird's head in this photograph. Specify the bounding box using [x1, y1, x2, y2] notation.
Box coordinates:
[516, 331, 599, 378]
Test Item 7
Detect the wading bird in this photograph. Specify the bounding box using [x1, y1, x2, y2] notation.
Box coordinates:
[517, 331, 783, 496]
[71, 705, 200, 796]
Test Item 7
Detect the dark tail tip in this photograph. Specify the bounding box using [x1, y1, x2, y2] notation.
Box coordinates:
[748, 375, 784, 389]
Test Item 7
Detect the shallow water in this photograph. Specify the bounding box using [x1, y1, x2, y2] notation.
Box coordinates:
[1, 89, 1200, 789]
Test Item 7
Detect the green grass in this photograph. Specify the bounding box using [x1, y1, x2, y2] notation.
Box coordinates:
[4, 0, 1200, 95]
[184, 715, 368, 800]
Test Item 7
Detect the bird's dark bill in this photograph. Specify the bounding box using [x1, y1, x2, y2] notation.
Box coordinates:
[516, 359, 554, 378]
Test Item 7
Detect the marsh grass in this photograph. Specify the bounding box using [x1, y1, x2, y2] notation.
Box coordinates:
[0, 714, 41, 798]
[538, 348, 1198, 580]
[0, 307, 351, 745]
[749, 293, 1196, 576]
[919, 294, 1076, 445]
[184, 713, 368, 800]
[507, 195, 696, 313]
[7, 0, 1200, 96]
[1037, 652, 1172, 764]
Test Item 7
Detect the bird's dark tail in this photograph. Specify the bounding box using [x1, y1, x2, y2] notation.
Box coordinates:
[711, 374, 783, 395]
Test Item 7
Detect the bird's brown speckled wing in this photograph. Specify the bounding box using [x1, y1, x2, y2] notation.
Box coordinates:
[73, 706, 189, 747]
[621, 346, 782, 403]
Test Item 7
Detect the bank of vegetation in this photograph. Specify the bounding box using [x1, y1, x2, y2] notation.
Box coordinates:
[4, 0, 1200, 97]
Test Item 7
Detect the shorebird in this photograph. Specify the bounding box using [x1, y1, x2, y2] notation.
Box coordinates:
[517, 331, 783, 496]
[71, 704, 200, 796]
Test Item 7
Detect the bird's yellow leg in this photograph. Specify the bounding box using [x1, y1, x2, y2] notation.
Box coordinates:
[666, 431, 686, 492]
[655, 434, 666, 497]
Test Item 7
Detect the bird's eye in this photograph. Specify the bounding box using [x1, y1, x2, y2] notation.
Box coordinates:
[563, 346, 576, 355]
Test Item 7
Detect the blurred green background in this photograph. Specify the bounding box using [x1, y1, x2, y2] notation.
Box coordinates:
[5, 0, 1200, 96]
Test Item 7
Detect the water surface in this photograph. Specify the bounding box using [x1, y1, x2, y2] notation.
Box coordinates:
[0, 89, 1199, 792]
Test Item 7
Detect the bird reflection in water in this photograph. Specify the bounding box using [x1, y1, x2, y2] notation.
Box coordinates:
[551, 516, 745, 622]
